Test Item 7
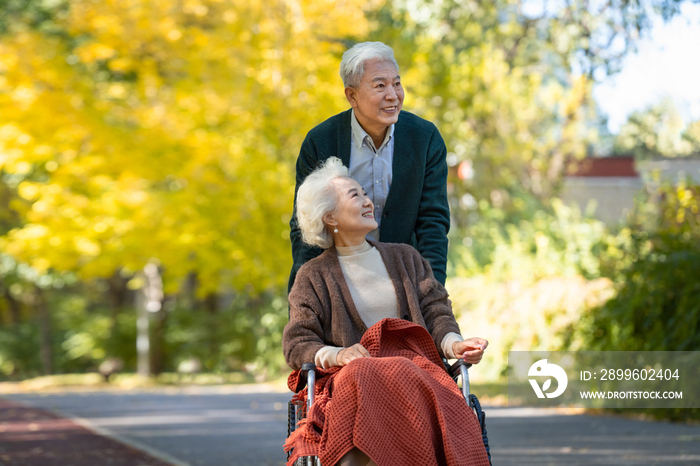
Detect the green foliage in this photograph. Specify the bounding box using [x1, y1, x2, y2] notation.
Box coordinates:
[0, 278, 289, 380]
[448, 199, 620, 380]
[450, 274, 614, 381]
[0, 282, 132, 380]
[582, 181, 700, 351]
[163, 292, 288, 377]
[450, 198, 619, 282]
[0, 0, 68, 34]
[367, 0, 687, 222]
[613, 98, 700, 159]
[0, 323, 43, 377]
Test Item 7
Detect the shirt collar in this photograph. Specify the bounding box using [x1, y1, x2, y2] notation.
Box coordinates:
[351, 109, 394, 153]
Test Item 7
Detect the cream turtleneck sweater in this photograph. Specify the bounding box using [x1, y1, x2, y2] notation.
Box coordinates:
[314, 241, 463, 368]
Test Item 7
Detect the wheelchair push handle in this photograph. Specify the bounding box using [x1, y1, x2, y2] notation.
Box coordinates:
[300, 363, 317, 408]
[298, 363, 319, 466]
[449, 359, 472, 399]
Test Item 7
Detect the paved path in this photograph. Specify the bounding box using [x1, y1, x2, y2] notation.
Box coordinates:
[0, 398, 179, 466]
[3, 387, 700, 465]
[485, 407, 700, 465]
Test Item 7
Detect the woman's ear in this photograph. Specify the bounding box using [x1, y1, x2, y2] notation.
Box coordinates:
[323, 211, 337, 227]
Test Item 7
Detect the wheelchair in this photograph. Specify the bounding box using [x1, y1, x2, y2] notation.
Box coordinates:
[287, 358, 492, 466]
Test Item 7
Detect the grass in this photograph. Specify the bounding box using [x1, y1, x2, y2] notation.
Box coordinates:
[466, 380, 509, 406]
[0, 371, 272, 393]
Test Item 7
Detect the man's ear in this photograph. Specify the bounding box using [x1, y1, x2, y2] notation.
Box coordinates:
[345, 87, 358, 108]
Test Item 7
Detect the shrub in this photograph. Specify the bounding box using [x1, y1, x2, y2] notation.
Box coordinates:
[582, 181, 700, 351]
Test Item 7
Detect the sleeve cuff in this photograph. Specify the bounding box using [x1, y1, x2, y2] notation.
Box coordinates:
[314, 346, 344, 369]
[441, 332, 464, 359]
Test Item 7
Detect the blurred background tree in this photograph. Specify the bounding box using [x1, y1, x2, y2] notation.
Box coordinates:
[0, 0, 698, 400]
[369, 0, 690, 225]
[612, 98, 700, 158]
[0, 0, 370, 377]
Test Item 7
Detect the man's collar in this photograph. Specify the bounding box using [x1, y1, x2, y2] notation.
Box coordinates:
[350, 109, 394, 153]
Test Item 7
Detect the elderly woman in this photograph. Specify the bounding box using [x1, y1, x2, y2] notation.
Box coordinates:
[283, 157, 490, 466]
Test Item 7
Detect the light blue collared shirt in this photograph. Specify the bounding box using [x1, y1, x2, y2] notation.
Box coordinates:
[349, 110, 394, 241]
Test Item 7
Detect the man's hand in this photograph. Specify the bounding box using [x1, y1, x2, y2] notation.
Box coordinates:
[336, 343, 371, 366]
[452, 338, 488, 364]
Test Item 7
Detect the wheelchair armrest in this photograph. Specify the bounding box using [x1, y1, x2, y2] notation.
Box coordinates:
[448, 359, 472, 379]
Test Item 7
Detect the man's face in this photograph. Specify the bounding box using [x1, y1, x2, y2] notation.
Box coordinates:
[345, 60, 404, 138]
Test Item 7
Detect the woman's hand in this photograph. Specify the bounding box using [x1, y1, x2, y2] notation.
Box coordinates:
[452, 338, 488, 364]
[336, 343, 371, 366]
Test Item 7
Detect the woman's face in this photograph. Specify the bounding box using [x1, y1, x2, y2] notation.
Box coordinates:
[327, 177, 377, 236]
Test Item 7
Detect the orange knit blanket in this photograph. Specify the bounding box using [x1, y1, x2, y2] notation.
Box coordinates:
[284, 318, 490, 466]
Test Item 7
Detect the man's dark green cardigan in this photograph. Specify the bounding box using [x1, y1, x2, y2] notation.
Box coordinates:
[288, 109, 450, 290]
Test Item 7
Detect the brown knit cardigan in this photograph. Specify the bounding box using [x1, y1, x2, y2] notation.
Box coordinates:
[283, 240, 461, 370]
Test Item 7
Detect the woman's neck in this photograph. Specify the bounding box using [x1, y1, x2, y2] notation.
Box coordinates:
[333, 233, 369, 248]
[336, 241, 372, 256]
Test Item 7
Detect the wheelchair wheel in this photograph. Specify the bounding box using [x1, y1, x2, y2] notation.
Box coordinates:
[288, 401, 297, 440]
[468, 394, 492, 466]
[288, 400, 320, 465]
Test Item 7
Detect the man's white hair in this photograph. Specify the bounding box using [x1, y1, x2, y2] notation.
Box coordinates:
[339, 41, 399, 88]
[296, 157, 349, 249]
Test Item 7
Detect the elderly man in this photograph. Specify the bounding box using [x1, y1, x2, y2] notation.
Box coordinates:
[289, 41, 450, 290]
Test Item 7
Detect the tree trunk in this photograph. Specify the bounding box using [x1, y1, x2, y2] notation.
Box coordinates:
[4, 291, 22, 326]
[106, 273, 129, 348]
[137, 263, 164, 377]
[35, 288, 53, 375]
[204, 292, 219, 370]
[135, 285, 150, 377]
[150, 308, 167, 375]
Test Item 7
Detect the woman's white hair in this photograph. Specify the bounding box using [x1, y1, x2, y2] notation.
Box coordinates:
[296, 157, 349, 249]
[339, 42, 399, 88]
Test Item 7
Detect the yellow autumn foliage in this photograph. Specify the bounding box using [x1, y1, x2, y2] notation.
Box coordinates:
[0, 0, 371, 295]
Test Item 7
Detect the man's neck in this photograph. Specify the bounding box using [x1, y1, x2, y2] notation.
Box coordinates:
[367, 130, 387, 150]
[354, 115, 388, 149]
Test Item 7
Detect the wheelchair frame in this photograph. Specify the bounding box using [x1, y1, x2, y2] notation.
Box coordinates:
[287, 359, 492, 466]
